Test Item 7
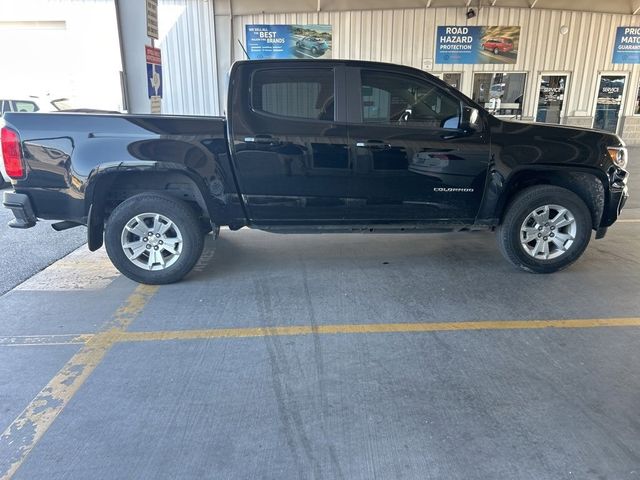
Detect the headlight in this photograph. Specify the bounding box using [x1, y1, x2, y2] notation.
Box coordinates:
[607, 146, 628, 169]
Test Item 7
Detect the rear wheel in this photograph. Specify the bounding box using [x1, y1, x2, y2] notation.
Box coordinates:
[105, 193, 205, 284]
[497, 185, 592, 273]
[493, 47, 500, 55]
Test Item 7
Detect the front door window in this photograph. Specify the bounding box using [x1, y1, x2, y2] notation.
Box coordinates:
[594, 75, 626, 133]
[536, 75, 567, 124]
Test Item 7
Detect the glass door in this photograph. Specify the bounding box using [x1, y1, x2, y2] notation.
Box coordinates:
[594, 75, 627, 133]
[536, 74, 567, 124]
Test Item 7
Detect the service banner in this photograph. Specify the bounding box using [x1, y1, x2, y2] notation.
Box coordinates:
[435, 26, 520, 64]
[612, 27, 640, 63]
[245, 24, 332, 59]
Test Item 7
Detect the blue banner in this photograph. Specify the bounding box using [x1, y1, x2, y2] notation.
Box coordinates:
[435, 26, 519, 65]
[245, 24, 332, 59]
[612, 27, 640, 64]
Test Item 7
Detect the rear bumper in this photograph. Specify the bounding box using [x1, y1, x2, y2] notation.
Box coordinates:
[2, 191, 36, 228]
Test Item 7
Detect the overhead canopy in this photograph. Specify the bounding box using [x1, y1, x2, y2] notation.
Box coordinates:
[213, 0, 640, 16]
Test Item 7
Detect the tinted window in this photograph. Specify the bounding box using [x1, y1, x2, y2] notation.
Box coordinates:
[361, 70, 460, 129]
[252, 68, 334, 121]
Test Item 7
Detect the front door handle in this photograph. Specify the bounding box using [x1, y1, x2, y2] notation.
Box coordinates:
[244, 135, 279, 145]
[355, 140, 391, 149]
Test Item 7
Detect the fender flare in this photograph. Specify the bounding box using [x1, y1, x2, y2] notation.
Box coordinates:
[84, 162, 216, 251]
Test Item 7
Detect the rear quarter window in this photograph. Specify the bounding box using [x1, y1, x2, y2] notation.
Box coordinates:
[12, 101, 38, 112]
[251, 68, 335, 121]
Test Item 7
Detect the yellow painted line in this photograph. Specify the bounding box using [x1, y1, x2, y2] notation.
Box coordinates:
[0, 284, 158, 480]
[112, 317, 640, 343]
[0, 334, 93, 347]
[2, 317, 640, 350]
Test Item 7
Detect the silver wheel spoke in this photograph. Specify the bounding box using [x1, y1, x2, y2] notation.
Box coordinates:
[550, 208, 567, 224]
[550, 236, 567, 251]
[123, 241, 147, 260]
[125, 217, 148, 237]
[162, 243, 179, 255]
[158, 220, 173, 236]
[554, 217, 574, 228]
[531, 240, 544, 257]
[533, 205, 549, 225]
[554, 231, 574, 243]
[522, 226, 539, 242]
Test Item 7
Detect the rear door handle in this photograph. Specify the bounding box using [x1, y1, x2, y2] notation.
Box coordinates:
[355, 140, 391, 149]
[244, 135, 279, 145]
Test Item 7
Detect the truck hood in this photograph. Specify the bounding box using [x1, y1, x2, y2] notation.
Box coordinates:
[497, 117, 623, 146]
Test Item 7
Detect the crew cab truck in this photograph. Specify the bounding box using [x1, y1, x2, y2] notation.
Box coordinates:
[1, 59, 630, 284]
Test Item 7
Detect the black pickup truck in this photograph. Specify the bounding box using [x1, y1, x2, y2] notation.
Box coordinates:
[1, 59, 630, 284]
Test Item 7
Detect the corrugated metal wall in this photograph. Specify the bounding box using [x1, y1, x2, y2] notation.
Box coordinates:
[222, 7, 640, 123]
[159, 0, 220, 115]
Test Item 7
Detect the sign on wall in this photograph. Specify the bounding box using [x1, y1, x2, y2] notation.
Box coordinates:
[435, 26, 520, 64]
[146, 0, 158, 40]
[612, 27, 640, 64]
[146, 45, 162, 113]
[245, 24, 332, 59]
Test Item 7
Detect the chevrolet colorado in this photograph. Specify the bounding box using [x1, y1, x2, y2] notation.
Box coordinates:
[1, 59, 630, 284]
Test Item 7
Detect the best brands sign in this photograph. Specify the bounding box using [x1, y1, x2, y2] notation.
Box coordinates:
[245, 24, 332, 59]
[435, 26, 520, 64]
[612, 27, 640, 63]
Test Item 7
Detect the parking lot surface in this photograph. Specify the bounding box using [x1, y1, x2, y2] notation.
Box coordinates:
[0, 186, 86, 295]
[0, 157, 638, 479]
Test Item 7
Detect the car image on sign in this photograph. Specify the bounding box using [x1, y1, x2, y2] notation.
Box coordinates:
[482, 37, 515, 55]
[295, 36, 328, 56]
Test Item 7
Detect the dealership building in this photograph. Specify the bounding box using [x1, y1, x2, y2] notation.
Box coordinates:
[4, 0, 640, 142]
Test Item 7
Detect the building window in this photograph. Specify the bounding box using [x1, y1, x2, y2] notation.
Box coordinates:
[251, 68, 334, 121]
[360, 70, 460, 129]
[472, 72, 526, 117]
[442, 73, 462, 90]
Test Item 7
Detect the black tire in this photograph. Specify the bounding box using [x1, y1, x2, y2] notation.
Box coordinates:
[105, 193, 205, 284]
[493, 47, 500, 55]
[496, 185, 592, 273]
[312, 47, 318, 55]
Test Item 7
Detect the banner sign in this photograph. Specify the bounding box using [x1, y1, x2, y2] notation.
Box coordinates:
[612, 27, 640, 63]
[435, 26, 520, 64]
[146, 46, 162, 98]
[245, 24, 332, 59]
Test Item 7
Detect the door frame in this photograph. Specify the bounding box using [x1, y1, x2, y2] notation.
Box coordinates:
[592, 71, 629, 134]
[535, 71, 570, 124]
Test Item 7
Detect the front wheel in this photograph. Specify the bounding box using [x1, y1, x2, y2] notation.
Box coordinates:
[105, 193, 205, 284]
[493, 47, 500, 55]
[497, 185, 592, 273]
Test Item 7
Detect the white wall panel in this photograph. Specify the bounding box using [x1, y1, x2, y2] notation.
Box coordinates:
[228, 6, 640, 122]
[159, 0, 220, 116]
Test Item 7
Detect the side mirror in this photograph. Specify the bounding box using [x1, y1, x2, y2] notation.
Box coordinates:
[460, 106, 481, 132]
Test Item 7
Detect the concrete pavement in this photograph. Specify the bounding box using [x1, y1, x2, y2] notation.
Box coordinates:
[0, 152, 637, 479]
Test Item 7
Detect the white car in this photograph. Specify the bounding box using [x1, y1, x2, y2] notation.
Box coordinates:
[0, 97, 72, 184]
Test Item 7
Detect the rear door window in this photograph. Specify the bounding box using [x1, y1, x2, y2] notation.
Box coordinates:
[251, 68, 334, 121]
